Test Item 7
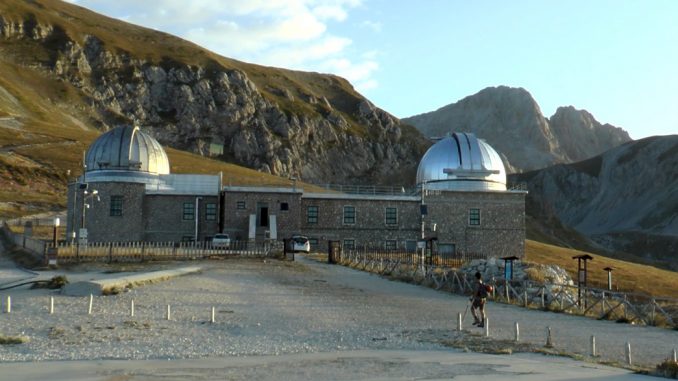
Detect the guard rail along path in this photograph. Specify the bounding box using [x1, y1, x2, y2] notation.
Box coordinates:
[338, 249, 678, 329]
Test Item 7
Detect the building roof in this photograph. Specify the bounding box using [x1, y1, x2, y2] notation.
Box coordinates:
[85, 125, 170, 175]
[416, 132, 507, 191]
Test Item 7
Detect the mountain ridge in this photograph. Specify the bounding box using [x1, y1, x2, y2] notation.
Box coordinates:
[513, 135, 678, 268]
[403, 86, 631, 173]
[0, 0, 429, 189]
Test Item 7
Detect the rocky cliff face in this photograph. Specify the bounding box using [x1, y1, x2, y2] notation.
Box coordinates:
[403, 86, 631, 173]
[549, 106, 631, 163]
[514, 136, 678, 266]
[0, 1, 428, 185]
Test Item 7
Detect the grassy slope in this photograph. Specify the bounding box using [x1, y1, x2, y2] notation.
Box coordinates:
[525, 240, 678, 299]
[0, 0, 378, 133]
[0, 0, 346, 217]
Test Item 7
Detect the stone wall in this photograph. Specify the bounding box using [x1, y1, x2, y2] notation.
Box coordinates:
[220, 188, 525, 256]
[144, 195, 219, 242]
[221, 188, 302, 241]
[67, 182, 146, 243]
[67, 181, 220, 242]
[424, 190, 526, 258]
[300, 194, 421, 251]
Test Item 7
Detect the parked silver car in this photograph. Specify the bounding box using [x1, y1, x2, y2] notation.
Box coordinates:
[291, 235, 310, 253]
[212, 233, 231, 248]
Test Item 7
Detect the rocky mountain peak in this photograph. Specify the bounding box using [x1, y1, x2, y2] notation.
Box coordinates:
[548, 106, 632, 163]
[403, 86, 631, 173]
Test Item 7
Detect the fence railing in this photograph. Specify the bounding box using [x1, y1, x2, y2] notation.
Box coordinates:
[339, 251, 678, 329]
[50, 240, 282, 263]
[312, 183, 417, 196]
[1, 221, 282, 263]
[340, 246, 488, 269]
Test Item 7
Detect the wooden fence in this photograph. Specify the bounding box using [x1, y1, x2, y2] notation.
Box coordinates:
[341, 245, 488, 269]
[51, 240, 282, 263]
[339, 251, 678, 329]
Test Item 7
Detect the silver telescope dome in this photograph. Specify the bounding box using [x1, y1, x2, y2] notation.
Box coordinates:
[416, 132, 507, 191]
[85, 125, 170, 175]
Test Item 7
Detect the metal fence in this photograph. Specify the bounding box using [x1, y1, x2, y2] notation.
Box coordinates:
[339, 251, 678, 329]
[311, 183, 417, 196]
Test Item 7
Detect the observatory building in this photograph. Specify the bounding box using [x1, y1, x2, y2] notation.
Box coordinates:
[67, 127, 525, 257]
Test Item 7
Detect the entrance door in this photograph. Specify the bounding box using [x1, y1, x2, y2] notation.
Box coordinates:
[257, 203, 269, 227]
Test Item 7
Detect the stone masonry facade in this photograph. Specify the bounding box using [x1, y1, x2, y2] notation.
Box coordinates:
[68, 182, 525, 258]
[67, 182, 218, 243]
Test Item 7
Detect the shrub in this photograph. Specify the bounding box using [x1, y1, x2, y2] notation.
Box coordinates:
[0, 335, 30, 345]
[655, 360, 678, 379]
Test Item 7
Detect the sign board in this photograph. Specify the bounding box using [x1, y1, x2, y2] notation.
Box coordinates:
[79, 228, 88, 238]
[47, 247, 58, 266]
[417, 240, 426, 249]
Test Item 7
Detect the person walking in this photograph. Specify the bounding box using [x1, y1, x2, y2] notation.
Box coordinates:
[470, 271, 488, 327]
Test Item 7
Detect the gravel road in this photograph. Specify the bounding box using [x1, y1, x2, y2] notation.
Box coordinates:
[0, 254, 676, 370]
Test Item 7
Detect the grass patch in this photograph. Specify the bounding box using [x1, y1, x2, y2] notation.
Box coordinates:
[655, 360, 678, 379]
[0, 334, 30, 345]
[525, 240, 678, 299]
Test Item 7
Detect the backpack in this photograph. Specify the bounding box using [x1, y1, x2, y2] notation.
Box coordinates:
[478, 283, 489, 298]
[485, 284, 494, 295]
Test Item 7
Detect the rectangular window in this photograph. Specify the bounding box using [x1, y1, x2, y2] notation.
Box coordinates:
[406, 240, 417, 252]
[110, 196, 123, 217]
[280, 202, 289, 211]
[384, 240, 397, 251]
[343, 206, 355, 224]
[183, 202, 195, 220]
[205, 203, 217, 221]
[385, 207, 398, 225]
[307, 206, 319, 224]
[438, 243, 456, 255]
[343, 239, 355, 250]
[469, 208, 481, 226]
[236, 201, 246, 210]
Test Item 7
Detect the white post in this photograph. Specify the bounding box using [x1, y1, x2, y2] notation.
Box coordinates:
[523, 291, 528, 307]
[514, 322, 520, 342]
[591, 335, 596, 357]
[50, 296, 54, 314]
[131, 299, 135, 317]
[484, 318, 489, 337]
[457, 312, 462, 331]
[6, 296, 11, 313]
[625, 342, 632, 366]
[672, 348, 677, 363]
[167, 304, 171, 320]
[545, 326, 553, 348]
[541, 290, 545, 308]
[88, 294, 93, 315]
[211, 306, 215, 323]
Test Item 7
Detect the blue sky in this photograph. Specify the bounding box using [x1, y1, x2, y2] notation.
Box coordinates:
[69, 0, 678, 139]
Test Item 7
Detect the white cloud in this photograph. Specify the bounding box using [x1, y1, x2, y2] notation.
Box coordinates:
[361, 20, 382, 32]
[73, 0, 379, 91]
